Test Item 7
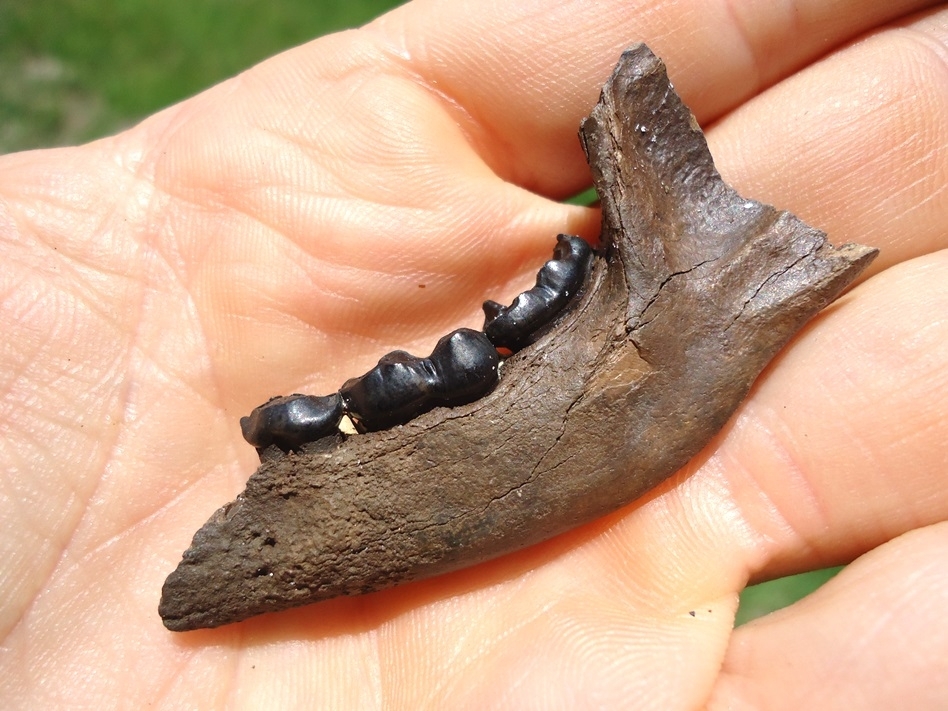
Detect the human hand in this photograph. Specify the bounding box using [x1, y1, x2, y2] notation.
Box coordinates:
[1, 0, 945, 707]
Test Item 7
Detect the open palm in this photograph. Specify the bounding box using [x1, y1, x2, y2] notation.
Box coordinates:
[1, 1, 946, 708]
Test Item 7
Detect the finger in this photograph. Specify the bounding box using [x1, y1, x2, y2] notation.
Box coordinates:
[123, 2, 946, 383]
[709, 522, 948, 711]
[701, 246, 948, 582]
[367, 511, 740, 710]
[370, 0, 942, 196]
[710, 8, 948, 275]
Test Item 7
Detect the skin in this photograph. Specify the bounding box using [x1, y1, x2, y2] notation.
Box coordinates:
[0, 0, 946, 708]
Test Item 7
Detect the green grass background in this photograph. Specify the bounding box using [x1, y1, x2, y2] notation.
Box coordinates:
[0, 0, 840, 626]
[0, 0, 403, 151]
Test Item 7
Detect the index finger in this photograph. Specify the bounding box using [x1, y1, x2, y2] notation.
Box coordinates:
[369, 0, 940, 197]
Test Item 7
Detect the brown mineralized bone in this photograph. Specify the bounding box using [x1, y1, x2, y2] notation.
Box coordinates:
[159, 44, 876, 631]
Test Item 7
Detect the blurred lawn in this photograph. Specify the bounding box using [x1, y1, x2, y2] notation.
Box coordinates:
[736, 566, 842, 626]
[0, 0, 839, 626]
[0, 0, 404, 152]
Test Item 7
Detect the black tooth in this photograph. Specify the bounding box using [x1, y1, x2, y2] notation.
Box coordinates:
[484, 235, 594, 351]
[428, 328, 500, 405]
[340, 328, 499, 431]
[241, 393, 343, 451]
[481, 299, 506, 329]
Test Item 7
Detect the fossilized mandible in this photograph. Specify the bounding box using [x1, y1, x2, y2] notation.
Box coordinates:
[159, 45, 877, 632]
